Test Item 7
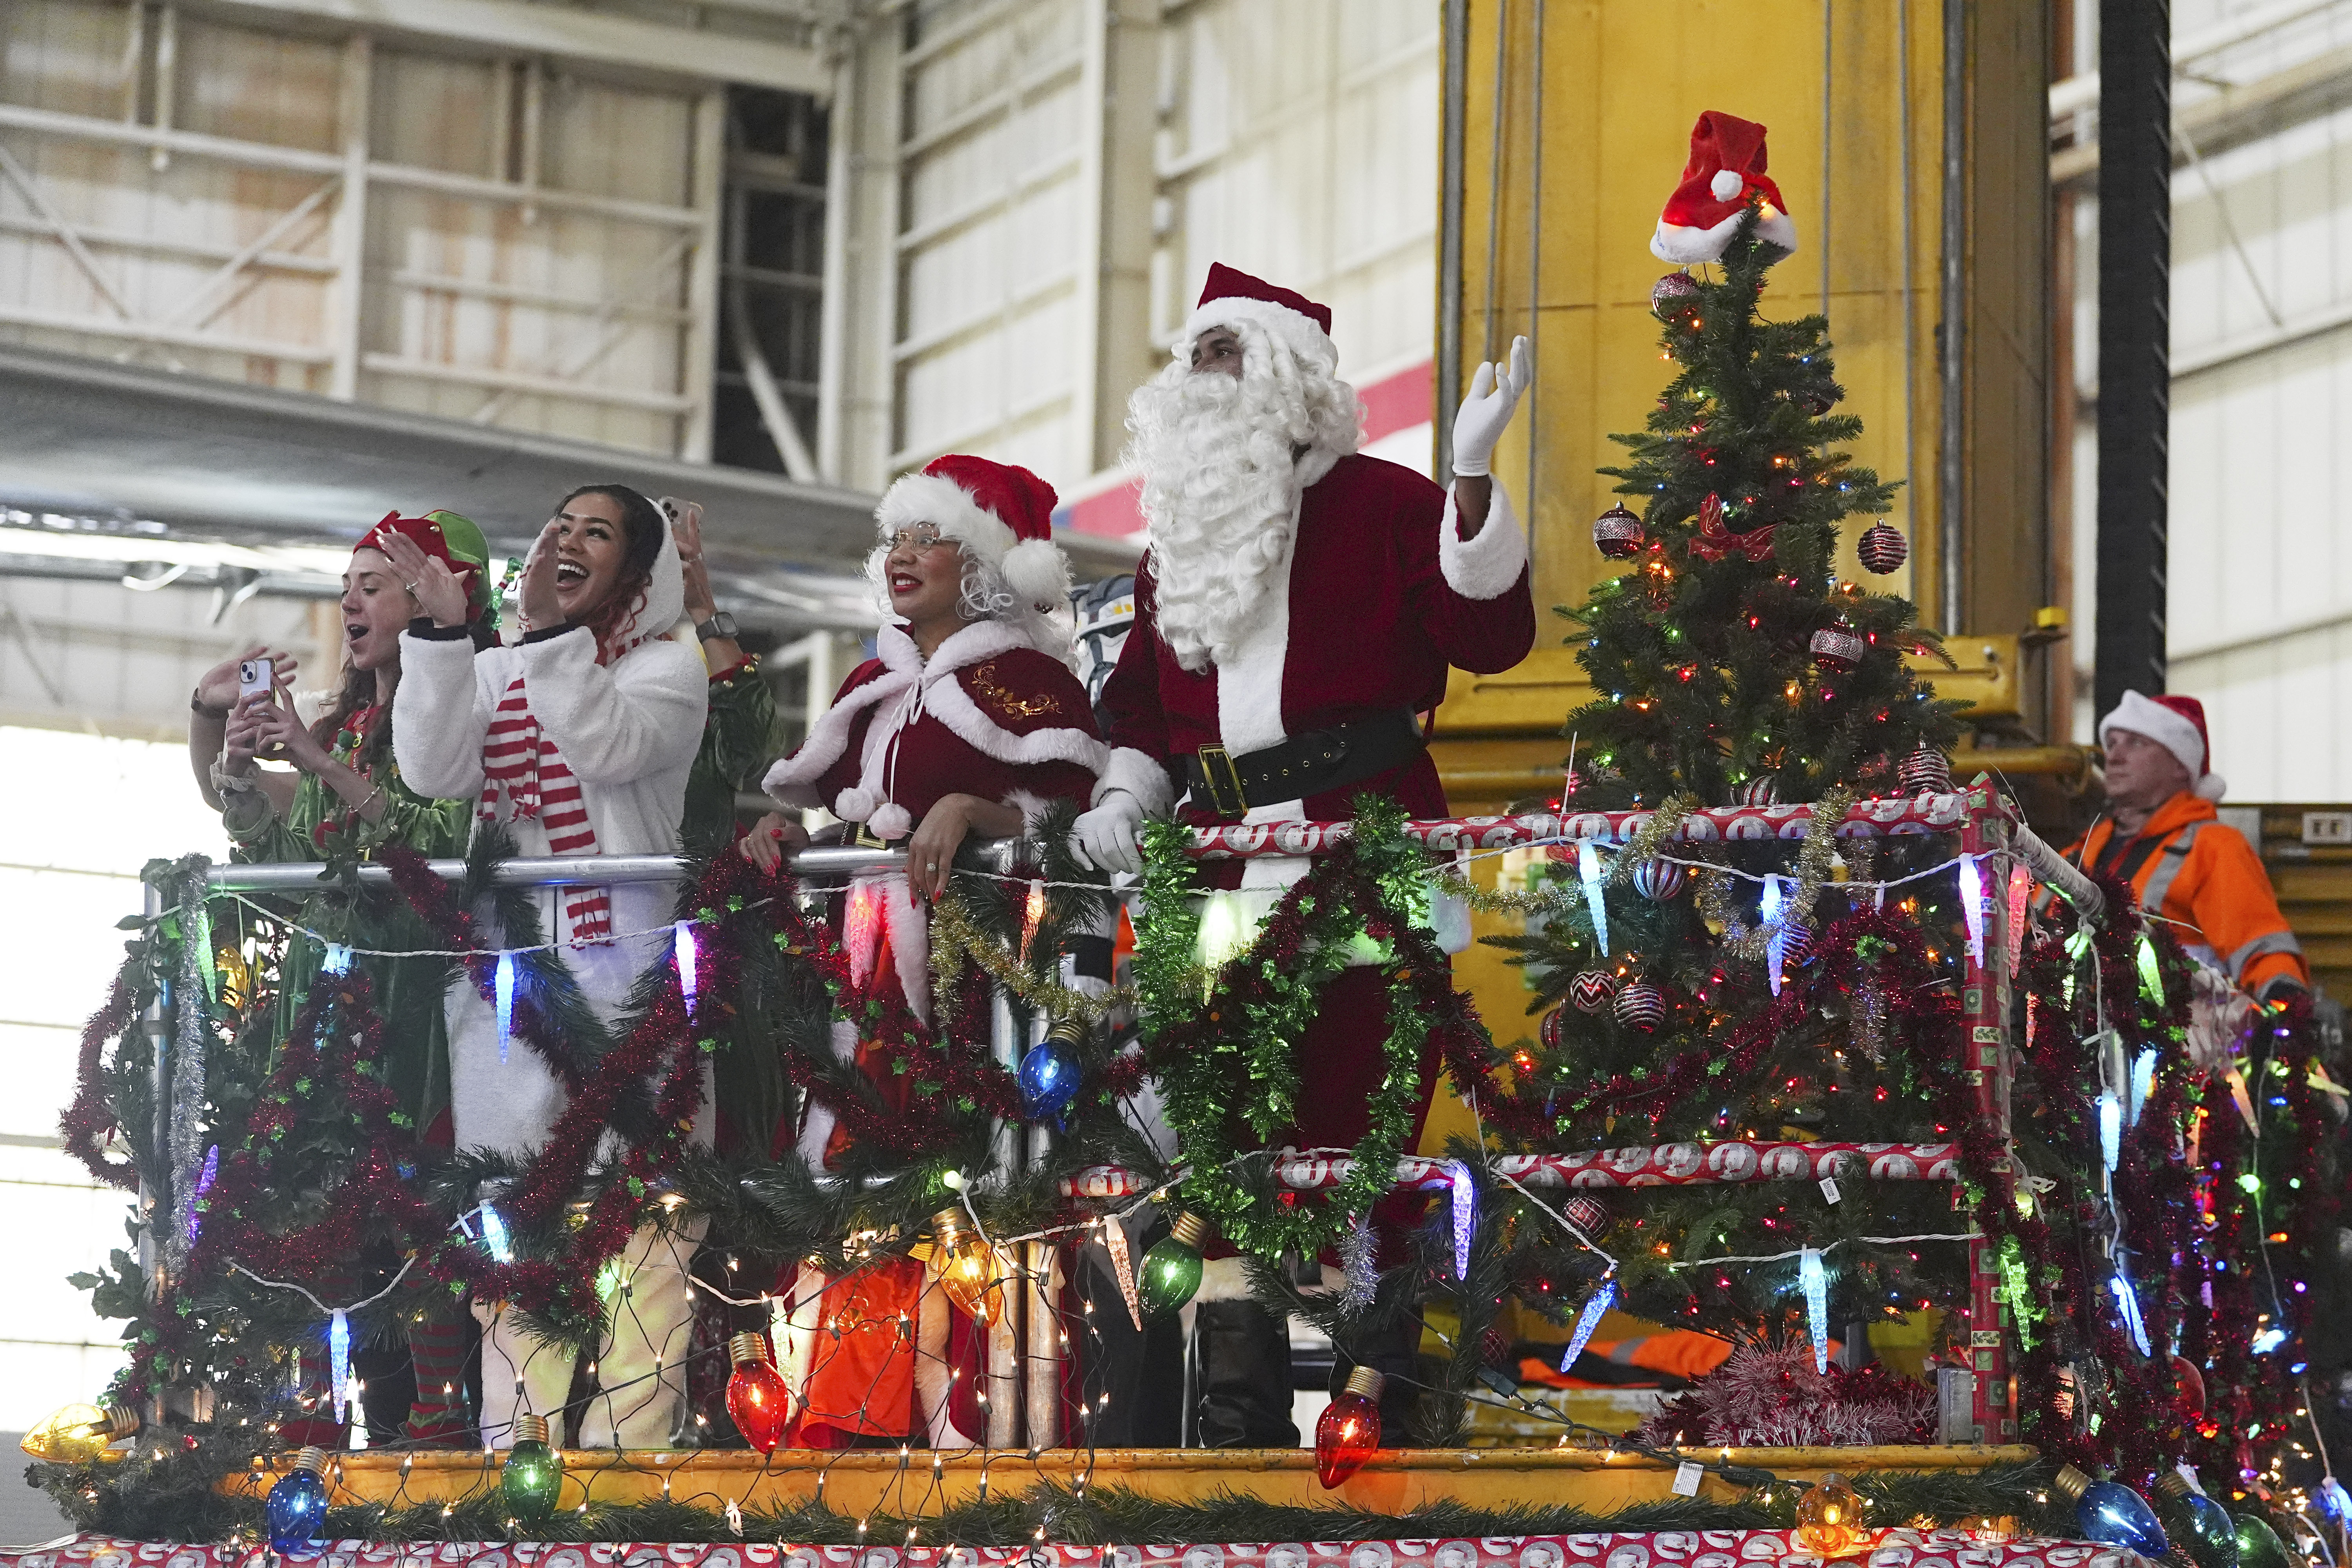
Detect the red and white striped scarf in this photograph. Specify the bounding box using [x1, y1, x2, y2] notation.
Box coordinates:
[480, 673, 611, 942]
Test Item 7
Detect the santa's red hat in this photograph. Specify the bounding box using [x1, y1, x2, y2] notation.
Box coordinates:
[1651, 111, 1799, 265]
[1181, 262, 1337, 371]
[876, 454, 1071, 613]
[2101, 689, 2228, 802]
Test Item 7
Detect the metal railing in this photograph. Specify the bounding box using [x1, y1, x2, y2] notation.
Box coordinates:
[134, 790, 2103, 1449]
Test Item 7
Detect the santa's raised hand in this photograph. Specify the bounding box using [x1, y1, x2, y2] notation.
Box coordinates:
[1449, 335, 1531, 536]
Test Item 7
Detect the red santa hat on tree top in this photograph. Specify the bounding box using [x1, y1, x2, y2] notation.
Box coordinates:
[2101, 689, 2229, 802]
[1181, 262, 1338, 372]
[877, 453, 1071, 613]
[1651, 111, 1800, 266]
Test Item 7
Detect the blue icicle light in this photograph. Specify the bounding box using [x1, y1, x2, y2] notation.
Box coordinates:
[1801, 1247, 1829, 1372]
[1559, 1276, 1617, 1373]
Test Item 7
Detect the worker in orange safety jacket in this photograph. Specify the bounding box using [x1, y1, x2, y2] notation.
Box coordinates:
[2065, 690, 2308, 1002]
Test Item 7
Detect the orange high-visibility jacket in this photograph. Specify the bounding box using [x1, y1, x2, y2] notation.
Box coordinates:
[2067, 793, 2308, 1000]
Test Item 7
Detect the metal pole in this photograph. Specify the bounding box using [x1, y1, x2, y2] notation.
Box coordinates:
[984, 838, 1025, 1447]
[1436, 0, 1468, 479]
[1938, 0, 1967, 635]
[1022, 1238, 1062, 1449]
[139, 875, 167, 1300]
[2094, 0, 2173, 718]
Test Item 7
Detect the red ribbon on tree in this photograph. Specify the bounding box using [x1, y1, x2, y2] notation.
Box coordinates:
[1686, 492, 1777, 562]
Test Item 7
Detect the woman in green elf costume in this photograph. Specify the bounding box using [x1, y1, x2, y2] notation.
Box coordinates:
[186, 508, 497, 1446]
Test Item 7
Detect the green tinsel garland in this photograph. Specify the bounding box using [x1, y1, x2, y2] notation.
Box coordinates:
[1135, 797, 1440, 1257]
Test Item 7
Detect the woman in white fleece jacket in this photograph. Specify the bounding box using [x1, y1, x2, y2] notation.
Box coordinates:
[385, 483, 710, 1451]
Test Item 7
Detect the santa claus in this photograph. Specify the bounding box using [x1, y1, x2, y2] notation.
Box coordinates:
[1070, 263, 1535, 1443]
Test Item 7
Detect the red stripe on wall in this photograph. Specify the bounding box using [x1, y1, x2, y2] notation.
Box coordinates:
[1054, 358, 1432, 542]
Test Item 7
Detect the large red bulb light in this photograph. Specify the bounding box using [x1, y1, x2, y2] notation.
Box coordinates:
[725, 1332, 793, 1454]
[1314, 1368, 1387, 1489]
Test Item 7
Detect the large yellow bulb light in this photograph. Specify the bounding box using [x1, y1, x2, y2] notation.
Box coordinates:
[22, 1402, 139, 1463]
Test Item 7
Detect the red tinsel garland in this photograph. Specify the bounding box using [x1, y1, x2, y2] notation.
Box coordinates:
[60, 969, 140, 1192]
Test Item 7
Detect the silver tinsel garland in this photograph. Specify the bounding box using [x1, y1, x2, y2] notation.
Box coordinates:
[163, 864, 212, 1279]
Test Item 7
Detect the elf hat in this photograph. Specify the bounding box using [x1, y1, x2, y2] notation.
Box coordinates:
[1651, 111, 1800, 265]
[876, 453, 1071, 614]
[2100, 689, 2228, 802]
[358, 509, 495, 624]
[1181, 262, 1338, 372]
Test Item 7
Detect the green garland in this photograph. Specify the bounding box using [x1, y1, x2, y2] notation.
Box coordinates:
[44, 1443, 2063, 1547]
[1136, 797, 1445, 1257]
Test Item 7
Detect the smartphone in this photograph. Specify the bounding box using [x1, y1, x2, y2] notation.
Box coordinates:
[237, 658, 274, 702]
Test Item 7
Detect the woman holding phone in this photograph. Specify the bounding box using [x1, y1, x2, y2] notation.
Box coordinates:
[384, 482, 709, 1452]
[189, 509, 497, 1445]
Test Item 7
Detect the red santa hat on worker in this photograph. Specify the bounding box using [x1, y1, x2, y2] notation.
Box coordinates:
[1180, 262, 1339, 373]
[875, 453, 1071, 617]
[2102, 690, 2229, 802]
[1651, 111, 1799, 265]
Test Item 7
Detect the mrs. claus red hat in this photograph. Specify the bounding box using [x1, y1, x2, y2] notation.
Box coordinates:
[875, 454, 1070, 613]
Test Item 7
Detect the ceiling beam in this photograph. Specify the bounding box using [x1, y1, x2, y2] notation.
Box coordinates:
[2051, 42, 2352, 185]
[200, 0, 834, 97]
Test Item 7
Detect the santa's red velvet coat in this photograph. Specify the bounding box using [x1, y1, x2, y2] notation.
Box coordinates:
[1098, 449, 1537, 1147]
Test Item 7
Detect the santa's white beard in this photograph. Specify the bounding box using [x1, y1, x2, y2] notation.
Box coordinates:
[1129, 355, 1358, 671]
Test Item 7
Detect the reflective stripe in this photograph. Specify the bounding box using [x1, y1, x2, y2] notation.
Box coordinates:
[2227, 928, 2304, 981]
[2138, 821, 2203, 916]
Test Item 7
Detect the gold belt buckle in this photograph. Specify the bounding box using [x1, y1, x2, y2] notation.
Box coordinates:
[850, 820, 891, 851]
[1196, 743, 1247, 817]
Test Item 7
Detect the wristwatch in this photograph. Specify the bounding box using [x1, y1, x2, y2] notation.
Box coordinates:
[694, 612, 739, 643]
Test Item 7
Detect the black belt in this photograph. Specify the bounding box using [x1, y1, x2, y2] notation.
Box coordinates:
[1180, 708, 1425, 819]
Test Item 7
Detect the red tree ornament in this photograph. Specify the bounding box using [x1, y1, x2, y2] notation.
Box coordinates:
[1315, 1366, 1386, 1488]
[1569, 969, 1620, 1014]
[1810, 620, 1864, 675]
[724, 1331, 792, 1454]
[1593, 503, 1646, 560]
[1898, 744, 1953, 796]
[1858, 522, 1908, 574]
[1650, 270, 1702, 321]
[1614, 982, 1668, 1033]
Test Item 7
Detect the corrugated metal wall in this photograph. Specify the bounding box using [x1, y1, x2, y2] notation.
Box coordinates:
[0, 0, 719, 456]
[1152, 0, 1436, 384]
[2069, 0, 2352, 796]
[876, 0, 1436, 499]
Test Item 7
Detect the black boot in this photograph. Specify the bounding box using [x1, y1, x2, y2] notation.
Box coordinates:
[1191, 1300, 1299, 1448]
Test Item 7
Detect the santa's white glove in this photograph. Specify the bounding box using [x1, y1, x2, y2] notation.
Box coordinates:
[1070, 789, 1146, 876]
[1449, 335, 1532, 478]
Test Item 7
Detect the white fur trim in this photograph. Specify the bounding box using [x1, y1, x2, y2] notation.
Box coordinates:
[1000, 536, 1073, 611]
[925, 659, 1110, 775]
[1650, 204, 1800, 265]
[881, 873, 931, 1026]
[1211, 501, 1297, 758]
[878, 470, 1019, 567]
[1096, 746, 1176, 815]
[763, 667, 913, 804]
[1181, 295, 1337, 373]
[920, 619, 1030, 678]
[2197, 772, 2230, 802]
[1710, 169, 1744, 201]
[2100, 690, 2211, 790]
[1439, 479, 1529, 601]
